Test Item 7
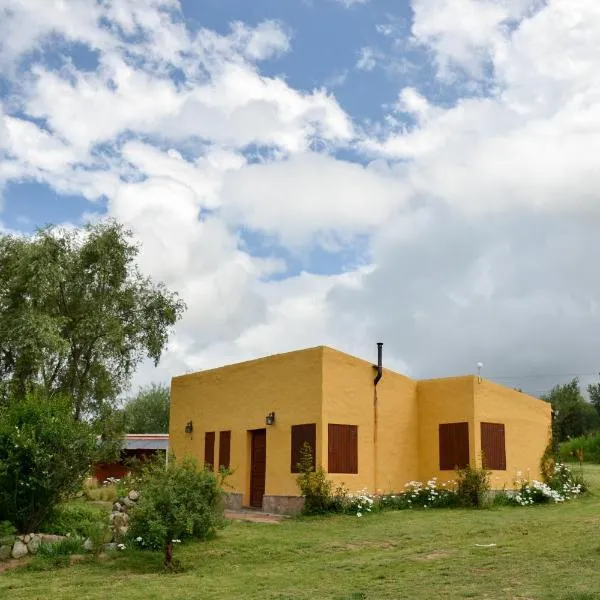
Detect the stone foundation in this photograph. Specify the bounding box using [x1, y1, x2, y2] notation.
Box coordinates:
[222, 492, 244, 511]
[262, 495, 304, 515]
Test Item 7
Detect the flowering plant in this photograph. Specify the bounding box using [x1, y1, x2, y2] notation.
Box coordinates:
[512, 463, 584, 506]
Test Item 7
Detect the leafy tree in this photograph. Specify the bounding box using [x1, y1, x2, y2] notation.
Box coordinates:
[0, 221, 185, 421]
[0, 392, 97, 533]
[128, 457, 225, 568]
[542, 378, 599, 443]
[588, 380, 600, 418]
[123, 383, 170, 433]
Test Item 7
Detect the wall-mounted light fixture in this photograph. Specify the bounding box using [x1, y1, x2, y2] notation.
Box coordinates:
[265, 412, 276, 426]
[184, 420, 193, 434]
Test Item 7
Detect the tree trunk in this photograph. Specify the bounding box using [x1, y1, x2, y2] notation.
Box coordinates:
[164, 540, 173, 568]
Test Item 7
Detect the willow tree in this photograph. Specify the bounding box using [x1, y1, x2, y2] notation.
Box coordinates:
[0, 220, 185, 421]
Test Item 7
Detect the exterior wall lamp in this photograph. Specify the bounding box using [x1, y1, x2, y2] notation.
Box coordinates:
[185, 420, 193, 434]
[265, 412, 276, 426]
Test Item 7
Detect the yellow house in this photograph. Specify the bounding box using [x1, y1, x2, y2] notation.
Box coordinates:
[170, 345, 551, 513]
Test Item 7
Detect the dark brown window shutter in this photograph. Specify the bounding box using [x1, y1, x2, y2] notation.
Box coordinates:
[328, 424, 358, 474]
[204, 431, 215, 470]
[219, 431, 231, 470]
[291, 424, 316, 472]
[439, 422, 469, 470]
[481, 422, 506, 470]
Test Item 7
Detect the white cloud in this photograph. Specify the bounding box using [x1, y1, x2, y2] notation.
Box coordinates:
[356, 47, 380, 71]
[220, 152, 409, 246]
[332, 0, 370, 7]
[2, 0, 600, 398]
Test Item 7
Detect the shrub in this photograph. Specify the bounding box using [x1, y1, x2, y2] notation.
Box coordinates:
[37, 537, 86, 558]
[0, 392, 97, 533]
[41, 503, 108, 538]
[83, 478, 117, 502]
[455, 465, 491, 508]
[295, 442, 336, 515]
[0, 520, 16, 538]
[127, 456, 225, 568]
[511, 463, 585, 506]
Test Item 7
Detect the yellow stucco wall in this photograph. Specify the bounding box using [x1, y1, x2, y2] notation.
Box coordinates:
[320, 348, 420, 494]
[474, 379, 552, 488]
[170, 347, 324, 504]
[417, 376, 476, 483]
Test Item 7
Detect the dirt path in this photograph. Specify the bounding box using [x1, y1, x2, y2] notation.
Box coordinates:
[224, 510, 286, 524]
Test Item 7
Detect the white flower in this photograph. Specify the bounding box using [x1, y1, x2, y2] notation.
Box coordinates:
[356, 512, 362, 517]
[136, 537, 142, 542]
[117, 544, 126, 550]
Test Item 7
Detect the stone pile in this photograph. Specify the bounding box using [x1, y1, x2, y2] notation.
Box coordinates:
[109, 489, 140, 542]
[0, 533, 65, 561]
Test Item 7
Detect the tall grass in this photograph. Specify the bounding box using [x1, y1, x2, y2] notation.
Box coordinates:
[83, 478, 117, 502]
[559, 432, 600, 463]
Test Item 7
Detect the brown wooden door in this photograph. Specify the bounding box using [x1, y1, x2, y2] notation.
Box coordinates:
[250, 429, 266, 508]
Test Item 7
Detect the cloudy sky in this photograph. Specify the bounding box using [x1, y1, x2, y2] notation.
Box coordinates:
[1, 0, 599, 397]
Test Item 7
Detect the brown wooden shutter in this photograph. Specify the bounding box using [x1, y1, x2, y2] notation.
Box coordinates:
[219, 431, 231, 470]
[204, 431, 215, 470]
[439, 422, 469, 470]
[481, 422, 506, 470]
[328, 424, 358, 474]
[291, 424, 316, 472]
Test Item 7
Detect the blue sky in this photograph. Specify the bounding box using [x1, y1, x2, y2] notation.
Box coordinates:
[1, 0, 599, 396]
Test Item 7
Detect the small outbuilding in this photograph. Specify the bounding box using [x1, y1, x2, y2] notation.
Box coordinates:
[170, 346, 551, 514]
[93, 433, 169, 482]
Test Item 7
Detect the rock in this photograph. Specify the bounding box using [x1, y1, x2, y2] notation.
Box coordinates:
[23, 534, 31, 544]
[27, 536, 40, 554]
[11, 540, 28, 559]
[128, 490, 139, 501]
[0, 545, 12, 561]
[113, 526, 128, 540]
[104, 543, 117, 552]
[113, 502, 123, 512]
[122, 497, 135, 508]
[109, 512, 117, 523]
[112, 512, 128, 528]
[84, 538, 94, 552]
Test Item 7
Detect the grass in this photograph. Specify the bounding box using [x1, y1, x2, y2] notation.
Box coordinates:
[2, 466, 600, 599]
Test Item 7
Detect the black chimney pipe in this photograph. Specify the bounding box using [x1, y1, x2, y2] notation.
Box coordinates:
[374, 342, 383, 385]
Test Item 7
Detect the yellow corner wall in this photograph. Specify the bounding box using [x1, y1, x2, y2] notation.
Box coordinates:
[474, 379, 552, 488]
[170, 347, 324, 504]
[321, 348, 420, 494]
[417, 376, 476, 484]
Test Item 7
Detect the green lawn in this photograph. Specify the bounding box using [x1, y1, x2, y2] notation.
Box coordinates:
[2, 467, 600, 600]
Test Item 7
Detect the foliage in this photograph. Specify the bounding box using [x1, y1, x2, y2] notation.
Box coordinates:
[0, 519, 16, 538]
[82, 478, 118, 503]
[296, 442, 337, 515]
[41, 502, 108, 538]
[37, 537, 86, 558]
[123, 383, 170, 434]
[560, 431, 600, 464]
[542, 379, 599, 443]
[540, 437, 557, 484]
[588, 381, 600, 418]
[511, 463, 585, 506]
[0, 220, 186, 421]
[455, 465, 491, 508]
[0, 392, 97, 533]
[127, 456, 225, 567]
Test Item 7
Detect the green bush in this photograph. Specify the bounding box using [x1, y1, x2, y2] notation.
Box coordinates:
[37, 537, 86, 558]
[456, 465, 491, 508]
[127, 456, 225, 568]
[41, 503, 108, 538]
[0, 520, 16, 538]
[295, 442, 338, 515]
[0, 392, 97, 533]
